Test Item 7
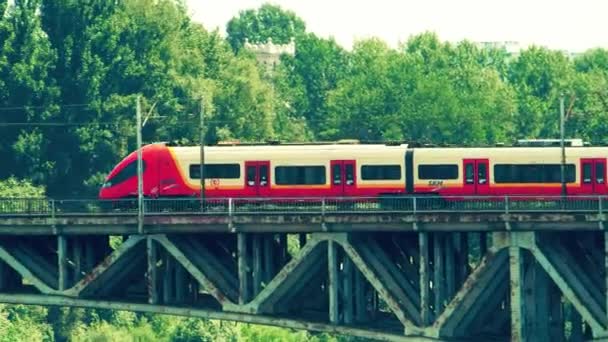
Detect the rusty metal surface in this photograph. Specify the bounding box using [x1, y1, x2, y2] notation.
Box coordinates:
[0, 293, 441, 342]
[0, 230, 606, 341]
[0, 212, 605, 236]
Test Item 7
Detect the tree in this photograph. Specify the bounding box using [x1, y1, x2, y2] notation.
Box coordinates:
[0, 0, 59, 184]
[508, 46, 576, 139]
[226, 3, 305, 52]
[287, 33, 347, 136]
[210, 54, 276, 142]
[38, 0, 214, 196]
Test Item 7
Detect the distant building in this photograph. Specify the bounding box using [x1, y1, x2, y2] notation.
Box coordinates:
[476, 41, 583, 59]
[476, 41, 527, 57]
[244, 38, 296, 71]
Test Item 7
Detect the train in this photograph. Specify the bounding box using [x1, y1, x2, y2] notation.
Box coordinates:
[98, 140, 608, 200]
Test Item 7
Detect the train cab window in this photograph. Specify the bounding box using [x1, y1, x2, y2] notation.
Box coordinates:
[583, 164, 592, 184]
[345, 164, 354, 185]
[190, 164, 240, 179]
[361, 165, 401, 180]
[275, 166, 326, 185]
[465, 164, 474, 184]
[260, 165, 269, 186]
[597, 163, 605, 184]
[333, 164, 342, 185]
[419, 164, 459, 180]
[104, 160, 145, 187]
[246, 166, 256, 186]
[478, 163, 487, 184]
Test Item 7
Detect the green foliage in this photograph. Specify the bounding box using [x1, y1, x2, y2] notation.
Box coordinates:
[0, 177, 45, 197]
[0, 305, 53, 342]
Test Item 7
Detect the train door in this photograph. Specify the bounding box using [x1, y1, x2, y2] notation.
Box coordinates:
[159, 154, 178, 197]
[330, 160, 356, 196]
[581, 158, 606, 194]
[244, 161, 271, 197]
[462, 159, 490, 195]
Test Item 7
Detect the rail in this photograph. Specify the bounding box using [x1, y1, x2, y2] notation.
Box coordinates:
[0, 195, 606, 216]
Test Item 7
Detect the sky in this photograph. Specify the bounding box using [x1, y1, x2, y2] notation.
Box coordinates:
[185, 0, 608, 52]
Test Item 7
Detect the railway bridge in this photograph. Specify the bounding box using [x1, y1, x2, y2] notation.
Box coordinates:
[0, 196, 607, 341]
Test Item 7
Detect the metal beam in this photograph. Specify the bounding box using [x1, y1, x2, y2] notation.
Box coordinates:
[172, 236, 238, 301]
[147, 237, 158, 304]
[432, 249, 509, 338]
[343, 256, 354, 324]
[419, 232, 430, 326]
[0, 245, 56, 294]
[510, 246, 525, 342]
[72, 238, 82, 284]
[253, 234, 262, 296]
[354, 267, 366, 323]
[530, 240, 607, 336]
[58, 235, 68, 291]
[328, 240, 339, 324]
[66, 235, 145, 297]
[445, 235, 455, 300]
[338, 235, 421, 333]
[163, 252, 174, 304]
[0, 294, 439, 342]
[263, 234, 273, 283]
[433, 233, 445, 316]
[248, 237, 324, 314]
[238, 233, 250, 305]
[153, 235, 235, 307]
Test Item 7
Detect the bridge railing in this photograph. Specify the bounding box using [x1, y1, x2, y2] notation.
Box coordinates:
[0, 195, 606, 216]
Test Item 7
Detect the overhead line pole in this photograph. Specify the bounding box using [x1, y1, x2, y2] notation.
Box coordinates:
[560, 93, 566, 198]
[200, 97, 205, 210]
[137, 96, 144, 234]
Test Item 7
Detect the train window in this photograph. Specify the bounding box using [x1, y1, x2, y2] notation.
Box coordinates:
[260, 165, 269, 186]
[478, 163, 487, 184]
[361, 165, 401, 180]
[465, 164, 474, 184]
[189, 164, 240, 179]
[246, 166, 256, 186]
[419, 164, 459, 180]
[275, 166, 326, 185]
[583, 163, 592, 183]
[345, 164, 354, 185]
[333, 164, 342, 185]
[494, 164, 576, 183]
[105, 160, 146, 186]
[596, 163, 605, 184]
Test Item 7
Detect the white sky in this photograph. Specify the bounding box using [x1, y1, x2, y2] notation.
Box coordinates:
[185, 0, 608, 52]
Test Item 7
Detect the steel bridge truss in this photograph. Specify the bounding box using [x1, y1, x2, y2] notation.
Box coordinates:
[0, 228, 607, 341]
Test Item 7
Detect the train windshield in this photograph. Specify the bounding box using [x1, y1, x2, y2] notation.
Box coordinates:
[102, 160, 146, 188]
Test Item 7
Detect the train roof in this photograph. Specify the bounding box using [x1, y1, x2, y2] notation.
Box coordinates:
[165, 143, 410, 153]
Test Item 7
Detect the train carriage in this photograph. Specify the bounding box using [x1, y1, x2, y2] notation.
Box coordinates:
[99, 141, 608, 201]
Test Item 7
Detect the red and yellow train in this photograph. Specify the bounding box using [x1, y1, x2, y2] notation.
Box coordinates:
[98, 141, 608, 200]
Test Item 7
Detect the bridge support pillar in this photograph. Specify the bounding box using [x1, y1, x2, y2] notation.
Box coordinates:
[147, 238, 159, 304]
[58, 235, 67, 291]
[510, 246, 525, 342]
[253, 235, 262, 296]
[354, 264, 366, 323]
[71, 238, 82, 284]
[419, 232, 430, 326]
[238, 233, 251, 304]
[163, 251, 174, 304]
[328, 240, 339, 324]
[433, 233, 445, 318]
[342, 256, 354, 324]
